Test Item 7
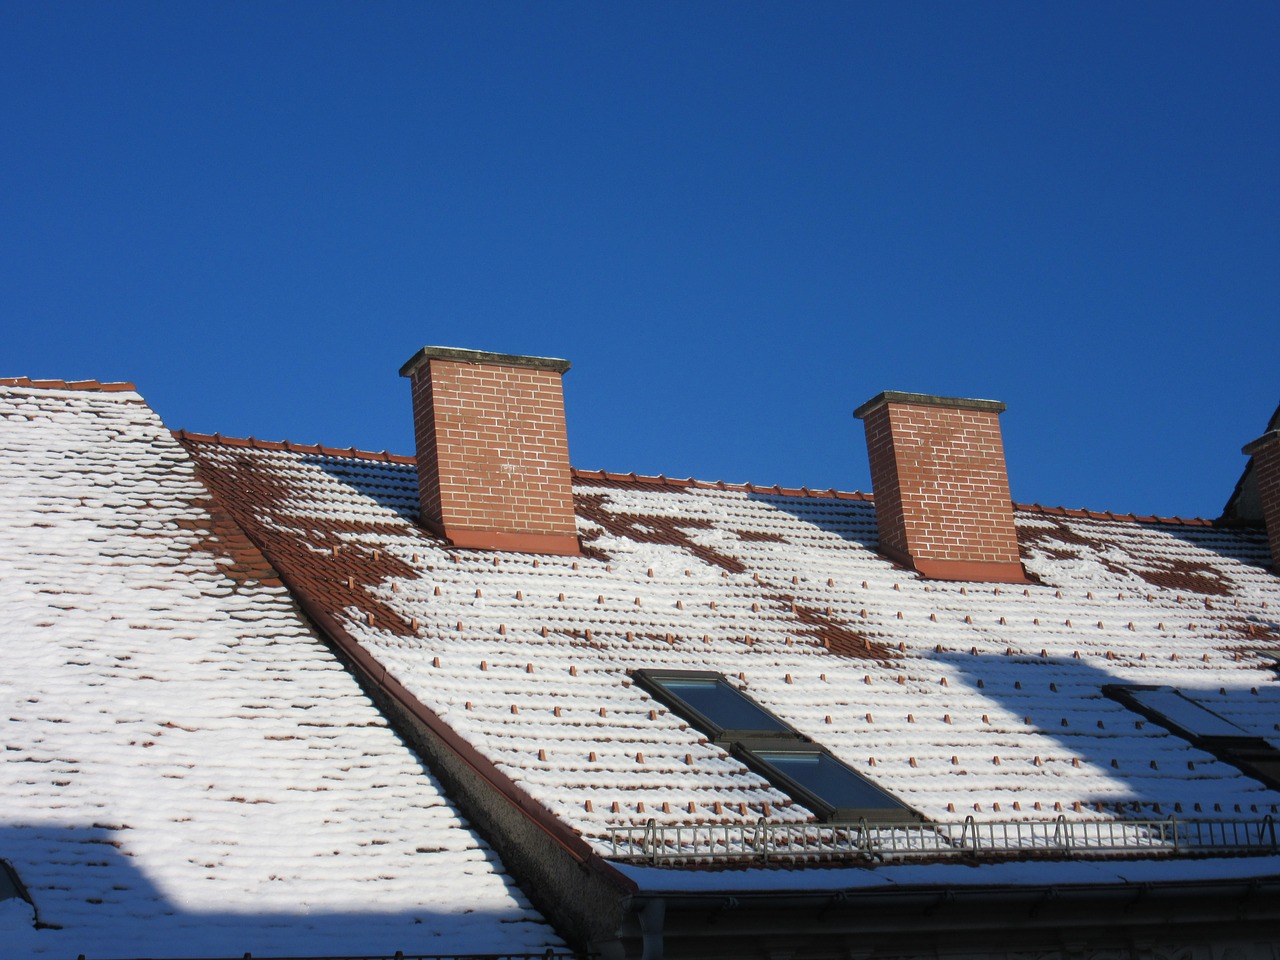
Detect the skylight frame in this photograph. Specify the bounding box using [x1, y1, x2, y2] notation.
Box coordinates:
[733, 740, 921, 823]
[1103, 683, 1280, 791]
[634, 668, 922, 823]
[633, 669, 805, 743]
[1102, 684, 1246, 741]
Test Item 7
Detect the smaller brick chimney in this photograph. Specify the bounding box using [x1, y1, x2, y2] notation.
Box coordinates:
[1242, 428, 1280, 569]
[400, 346, 579, 555]
[854, 391, 1025, 583]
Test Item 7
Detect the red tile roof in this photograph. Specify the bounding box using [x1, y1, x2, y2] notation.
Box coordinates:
[170, 430, 1237, 527]
[0, 381, 562, 957]
[0, 376, 137, 392]
[177, 430, 1280, 863]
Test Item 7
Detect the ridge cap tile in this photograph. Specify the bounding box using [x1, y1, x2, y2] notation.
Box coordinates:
[175, 429, 418, 465]
[170, 433, 1222, 526]
[1, 376, 138, 393]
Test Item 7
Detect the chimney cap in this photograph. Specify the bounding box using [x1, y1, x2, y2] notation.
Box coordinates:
[854, 390, 1007, 420]
[1243, 429, 1280, 456]
[400, 346, 571, 379]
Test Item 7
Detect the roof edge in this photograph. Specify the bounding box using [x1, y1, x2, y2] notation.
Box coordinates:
[1014, 501, 1219, 528]
[0, 376, 137, 393]
[174, 429, 417, 465]
[572, 468, 875, 501]
[172, 432, 1227, 528]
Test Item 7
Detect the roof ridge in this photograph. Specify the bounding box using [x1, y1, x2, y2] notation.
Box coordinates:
[570, 467, 875, 501]
[173, 429, 417, 465]
[1013, 501, 1217, 528]
[0, 376, 137, 393]
[575, 472, 1220, 524]
[170, 432, 1223, 526]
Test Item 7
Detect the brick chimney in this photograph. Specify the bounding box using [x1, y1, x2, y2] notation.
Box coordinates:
[1242, 428, 1280, 569]
[400, 346, 579, 555]
[854, 391, 1025, 583]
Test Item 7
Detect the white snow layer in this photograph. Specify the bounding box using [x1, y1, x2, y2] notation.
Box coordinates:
[177, 441, 1280, 894]
[0, 385, 560, 957]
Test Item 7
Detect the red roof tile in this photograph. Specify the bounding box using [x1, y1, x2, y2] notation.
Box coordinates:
[0, 376, 137, 392]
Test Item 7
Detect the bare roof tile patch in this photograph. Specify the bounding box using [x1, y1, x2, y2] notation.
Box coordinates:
[0, 376, 138, 392]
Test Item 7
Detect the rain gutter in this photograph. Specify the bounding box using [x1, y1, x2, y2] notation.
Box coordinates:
[620, 874, 1280, 959]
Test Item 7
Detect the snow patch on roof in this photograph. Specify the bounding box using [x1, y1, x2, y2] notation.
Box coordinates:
[1, 385, 559, 957]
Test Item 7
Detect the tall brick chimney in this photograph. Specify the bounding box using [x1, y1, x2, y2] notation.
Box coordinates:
[399, 346, 579, 555]
[1242, 427, 1280, 569]
[854, 391, 1025, 583]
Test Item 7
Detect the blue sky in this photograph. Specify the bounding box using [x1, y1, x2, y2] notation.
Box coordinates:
[3, 2, 1277, 518]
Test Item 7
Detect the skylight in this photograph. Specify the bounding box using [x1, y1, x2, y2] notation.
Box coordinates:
[1104, 684, 1280, 792]
[633, 671, 795, 741]
[745, 748, 914, 820]
[1118, 687, 1244, 739]
[635, 668, 920, 822]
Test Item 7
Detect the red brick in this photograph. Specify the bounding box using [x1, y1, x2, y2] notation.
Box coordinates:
[855, 392, 1024, 583]
[1245, 432, 1280, 568]
[402, 348, 578, 554]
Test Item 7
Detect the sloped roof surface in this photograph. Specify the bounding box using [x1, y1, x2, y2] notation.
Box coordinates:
[0, 384, 560, 957]
[178, 436, 1280, 870]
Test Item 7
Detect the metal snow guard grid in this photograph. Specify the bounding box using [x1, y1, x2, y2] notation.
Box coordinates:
[607, 816, 1279, 865]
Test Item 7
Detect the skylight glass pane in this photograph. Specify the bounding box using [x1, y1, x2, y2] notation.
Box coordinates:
[754, 750, 900, 812]
[1128, 688, 1244, 738]
[657, 678, 791, 734]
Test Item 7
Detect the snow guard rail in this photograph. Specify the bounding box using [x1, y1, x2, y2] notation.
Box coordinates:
[607, 815, 1279, 866]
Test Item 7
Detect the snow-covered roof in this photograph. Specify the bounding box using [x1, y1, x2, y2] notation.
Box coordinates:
[0, 382, 561, 957]
[175, 432, 1280, 885]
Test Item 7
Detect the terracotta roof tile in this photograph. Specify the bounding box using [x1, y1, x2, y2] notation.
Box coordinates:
[172, 429, 415, 465]
[177, 432, 1280, 870]
[0, 376, 137, 392]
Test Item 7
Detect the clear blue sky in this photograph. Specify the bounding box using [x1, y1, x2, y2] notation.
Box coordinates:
[3, 2, 1277, 519]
